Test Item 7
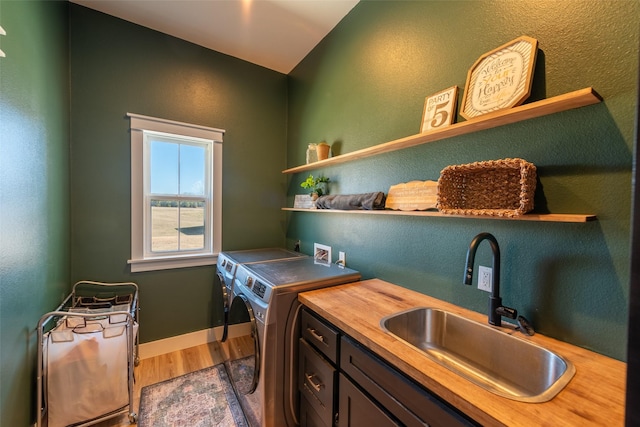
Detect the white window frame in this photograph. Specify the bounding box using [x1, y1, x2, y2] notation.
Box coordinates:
[127, 113, 224, 272]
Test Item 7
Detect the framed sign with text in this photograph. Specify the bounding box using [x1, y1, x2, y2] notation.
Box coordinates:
[461, 36, 538, 120]
[420, 86, 458, 133]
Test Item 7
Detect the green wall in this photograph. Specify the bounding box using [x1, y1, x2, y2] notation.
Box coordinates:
[69, 5, 288, 343]
[0, 1, 637, 425]
[0, 1, 70, 425]
[287, 0, 639, 360]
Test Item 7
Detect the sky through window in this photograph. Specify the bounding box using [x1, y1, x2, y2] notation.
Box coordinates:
[150, 139, 205, 196]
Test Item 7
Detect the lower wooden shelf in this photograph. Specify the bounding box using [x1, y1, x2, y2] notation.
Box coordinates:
[282, 208, 596, 223]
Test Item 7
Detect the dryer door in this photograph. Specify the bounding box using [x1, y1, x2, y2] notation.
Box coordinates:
[225, 294, 260, 395]
[215, 270, 230, 342]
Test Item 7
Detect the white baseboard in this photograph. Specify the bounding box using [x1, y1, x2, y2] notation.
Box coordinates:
[138, 323, 251, 360]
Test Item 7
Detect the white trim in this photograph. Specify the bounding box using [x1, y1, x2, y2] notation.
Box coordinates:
[127, 112, 225, 140]
[128, 253, 218, 272]
[128, 113, 224, 272]
[138, 324, 252, 359]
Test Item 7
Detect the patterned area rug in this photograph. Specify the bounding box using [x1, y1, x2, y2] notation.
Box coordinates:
[225, 356, 261, 427]
[138, 364, 247, 427]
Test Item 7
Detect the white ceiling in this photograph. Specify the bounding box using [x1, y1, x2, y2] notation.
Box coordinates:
[70, 0, 359, 74]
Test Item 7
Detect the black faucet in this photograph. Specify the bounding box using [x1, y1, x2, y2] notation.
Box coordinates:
[464, 232, 517, 327]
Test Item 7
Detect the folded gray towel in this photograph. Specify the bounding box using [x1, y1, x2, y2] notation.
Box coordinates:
[315, 192, 386, 210]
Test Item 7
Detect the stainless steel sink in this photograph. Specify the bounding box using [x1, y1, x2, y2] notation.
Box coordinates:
[380, 307, 575, 403]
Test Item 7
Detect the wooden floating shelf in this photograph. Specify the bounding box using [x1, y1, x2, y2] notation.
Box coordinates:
[282, 208, 597, 223]
[282, 87, 602, 174]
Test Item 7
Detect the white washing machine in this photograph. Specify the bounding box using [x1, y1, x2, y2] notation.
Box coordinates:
[225, 257, 360, 426]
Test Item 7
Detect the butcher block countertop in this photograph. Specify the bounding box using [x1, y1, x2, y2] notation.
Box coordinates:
[298, 279, 626, 426]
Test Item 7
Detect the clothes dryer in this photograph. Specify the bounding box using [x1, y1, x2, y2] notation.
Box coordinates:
[215, 248, 306, 341]
[225, 257, 360, 427]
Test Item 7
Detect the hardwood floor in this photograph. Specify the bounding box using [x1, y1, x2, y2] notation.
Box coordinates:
[92, 341, 226, 427]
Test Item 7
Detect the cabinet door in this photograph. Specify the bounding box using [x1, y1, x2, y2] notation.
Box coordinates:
[341, 337, 476, 427]
[299, 338, 337, 426]
[338, 373, 398, 427]
[300, 397, 331, 427]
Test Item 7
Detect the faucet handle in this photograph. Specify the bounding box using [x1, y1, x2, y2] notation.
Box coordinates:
[496, 306, 517, 319]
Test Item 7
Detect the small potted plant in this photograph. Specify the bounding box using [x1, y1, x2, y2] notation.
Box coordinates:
[301, 174, 330, 200]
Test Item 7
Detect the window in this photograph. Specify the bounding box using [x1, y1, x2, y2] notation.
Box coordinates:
[128, 113, 224, 272]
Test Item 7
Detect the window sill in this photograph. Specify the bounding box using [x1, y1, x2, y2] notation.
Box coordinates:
[128, 253, 218, 272]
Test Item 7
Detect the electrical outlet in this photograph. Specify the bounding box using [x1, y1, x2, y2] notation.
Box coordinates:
[314, 243, 331, 264]
[338, 251, 346, 266]
[478, 266, 492, 292]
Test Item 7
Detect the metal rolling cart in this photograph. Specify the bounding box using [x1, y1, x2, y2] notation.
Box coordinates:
[36, 281, 140, 427]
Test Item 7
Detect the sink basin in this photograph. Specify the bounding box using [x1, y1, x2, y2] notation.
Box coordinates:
[380, 307, 575, 403]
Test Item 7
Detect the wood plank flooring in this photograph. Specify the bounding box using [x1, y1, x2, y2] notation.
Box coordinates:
[93, 341, 226, 427]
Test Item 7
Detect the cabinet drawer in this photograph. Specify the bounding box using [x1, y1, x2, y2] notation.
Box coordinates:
[338, 373, 398, 427]
[299, 338, 337, 426]
[341, 336, 476, 427]
[301, 309, 339, 363]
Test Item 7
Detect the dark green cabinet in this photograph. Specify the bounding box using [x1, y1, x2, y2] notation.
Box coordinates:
[338, 373, 397, 427]
[299, 308, 477, 427]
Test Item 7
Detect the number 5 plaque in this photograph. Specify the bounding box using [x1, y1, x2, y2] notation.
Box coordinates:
[420, 86, 458, 133]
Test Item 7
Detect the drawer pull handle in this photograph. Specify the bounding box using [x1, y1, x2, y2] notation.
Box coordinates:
[305, 373, 324, 392]
[308, 328, 325, 344]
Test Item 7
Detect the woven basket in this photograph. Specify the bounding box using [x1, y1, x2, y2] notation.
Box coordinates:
[436, 158, 537, 217]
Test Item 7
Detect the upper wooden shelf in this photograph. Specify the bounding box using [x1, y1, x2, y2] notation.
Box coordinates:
[282, 208, 596, 223]
[282, 87, 602, 174]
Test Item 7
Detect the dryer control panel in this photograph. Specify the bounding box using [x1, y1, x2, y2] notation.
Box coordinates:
[234, 265, 273, 306]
